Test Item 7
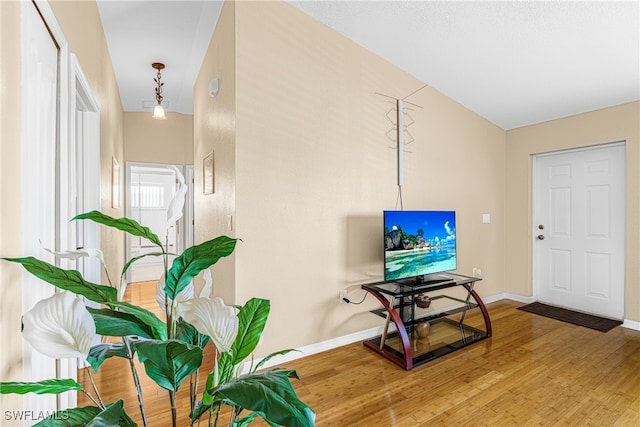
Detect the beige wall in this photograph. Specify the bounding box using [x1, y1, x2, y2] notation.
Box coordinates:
[124, 112, 193, 165]
[1, 0, 124, 410]
[505, 102, 640, 322]
[193, 0, 237, 304]
[193, 0, 507, 357]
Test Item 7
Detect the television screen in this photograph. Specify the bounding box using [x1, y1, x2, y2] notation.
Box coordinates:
[384, 210, 457, 281]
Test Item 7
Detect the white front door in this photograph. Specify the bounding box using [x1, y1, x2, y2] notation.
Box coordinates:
[533, 143, 625, 319]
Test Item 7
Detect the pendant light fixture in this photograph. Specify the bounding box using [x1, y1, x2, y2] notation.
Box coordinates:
[151, 62, 167, 120]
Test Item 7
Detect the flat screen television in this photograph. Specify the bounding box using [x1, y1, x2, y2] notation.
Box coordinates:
[384, 210, 457, 283]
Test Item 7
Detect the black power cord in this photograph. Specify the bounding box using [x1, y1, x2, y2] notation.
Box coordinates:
[342, 293, 368, 305]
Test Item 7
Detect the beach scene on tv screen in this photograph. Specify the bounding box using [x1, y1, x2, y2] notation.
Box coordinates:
[384, 211, 457, 280]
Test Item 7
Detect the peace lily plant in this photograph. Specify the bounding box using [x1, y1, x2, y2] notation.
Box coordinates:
[0, 169, 315, 427]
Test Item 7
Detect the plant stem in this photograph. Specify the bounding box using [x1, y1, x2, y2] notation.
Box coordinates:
[124, 337, 148, 427]
[229, 407, 238, 425]
[190, 369, 200, 414]
[170, 389, 178, 427]
[84, 367, 105, 409]
[80, 390, 102, 408]
[163, 235, 174, 340]
[190, 374, 195, 410]
[163, 233, 178, 427]
[103, 264, 114, 288]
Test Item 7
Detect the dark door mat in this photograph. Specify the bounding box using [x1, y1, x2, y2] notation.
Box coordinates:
[517, 302, 622, 332]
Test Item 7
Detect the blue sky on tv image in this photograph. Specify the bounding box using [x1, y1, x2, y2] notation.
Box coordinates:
[384, 210, 457, 281]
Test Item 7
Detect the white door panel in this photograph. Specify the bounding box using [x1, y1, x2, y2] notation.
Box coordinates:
[534, 144, 625, 319]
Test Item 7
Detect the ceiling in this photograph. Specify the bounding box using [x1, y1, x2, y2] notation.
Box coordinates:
[96, 0, 223, 115]
[97, 0, 639, 130]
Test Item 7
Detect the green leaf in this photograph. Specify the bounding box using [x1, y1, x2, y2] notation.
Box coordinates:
[33, 406, 101, 426]
[74, 211, 163, 249]
[175, 318, 210, 349]
[109, 301, 168, 341]
[197, 369, 217, 409]
[0, 379, 83, 395]
[86, 400, 124, 427]
[165, 236, 238, 300]
[254, 349, 300, 373]
[33, 402, 137, 427]
[217, 352, 234, 386]
[189, 400, 215, 423]
[86, 342, 129, 372]
[121, 252, 166, 280]
[211, 370, 315, 427]
[133, 340, 202, 391]
[235, 412, 278, 427]
[232, 298, 270, 365]
[2, 257, 116, 304]
[88, 308, 157, 340]
[218, 298, 270, 384]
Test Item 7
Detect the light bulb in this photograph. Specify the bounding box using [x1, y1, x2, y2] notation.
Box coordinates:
[152, 104, 167, 120]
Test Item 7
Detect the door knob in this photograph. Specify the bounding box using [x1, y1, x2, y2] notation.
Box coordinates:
[537, 235, 545, 240]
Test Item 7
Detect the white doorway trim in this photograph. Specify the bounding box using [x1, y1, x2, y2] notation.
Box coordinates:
[68, 53, 101, 284]
[124, 162, 191, 292]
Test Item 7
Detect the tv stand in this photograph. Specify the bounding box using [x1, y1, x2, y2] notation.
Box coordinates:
[361, 272, 491, 370]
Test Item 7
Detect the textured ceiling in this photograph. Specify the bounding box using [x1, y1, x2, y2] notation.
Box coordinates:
[98, 0, 639, 130]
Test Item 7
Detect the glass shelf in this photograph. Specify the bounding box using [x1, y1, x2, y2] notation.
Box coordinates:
[371, 295, 477, 325]
[362, 273, 476, 298]
[365, 318, 488, 366]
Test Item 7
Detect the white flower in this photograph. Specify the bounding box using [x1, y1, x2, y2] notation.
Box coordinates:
[156, 274, 194, 314]
[22, 292, 96, 359]
[179, 297, 238, 353]
[40, 240, 106, 267]
[166, 166, 188, 228]
[199, 269, 213, 298]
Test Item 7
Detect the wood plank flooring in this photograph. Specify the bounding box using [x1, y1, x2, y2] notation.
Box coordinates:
[79, 283, 640, 426]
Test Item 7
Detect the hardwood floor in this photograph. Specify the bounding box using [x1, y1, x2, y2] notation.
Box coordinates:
[79, 284, 640, 426]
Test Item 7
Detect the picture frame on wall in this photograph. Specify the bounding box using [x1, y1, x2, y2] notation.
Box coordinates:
[112, 157, 121, 208]
[203, 151, 214, 195]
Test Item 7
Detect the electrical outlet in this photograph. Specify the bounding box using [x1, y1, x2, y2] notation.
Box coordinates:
[339, 289, 348, 304]
[473, 268, 483, 278]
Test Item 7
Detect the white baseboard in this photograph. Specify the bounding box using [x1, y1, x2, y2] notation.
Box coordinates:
[244, 325, 385, 373]
[483, 292, 536, 305]
[622, 319, 640, 331]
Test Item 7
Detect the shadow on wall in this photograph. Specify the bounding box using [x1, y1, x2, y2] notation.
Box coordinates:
[345, 215, 384, 285]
